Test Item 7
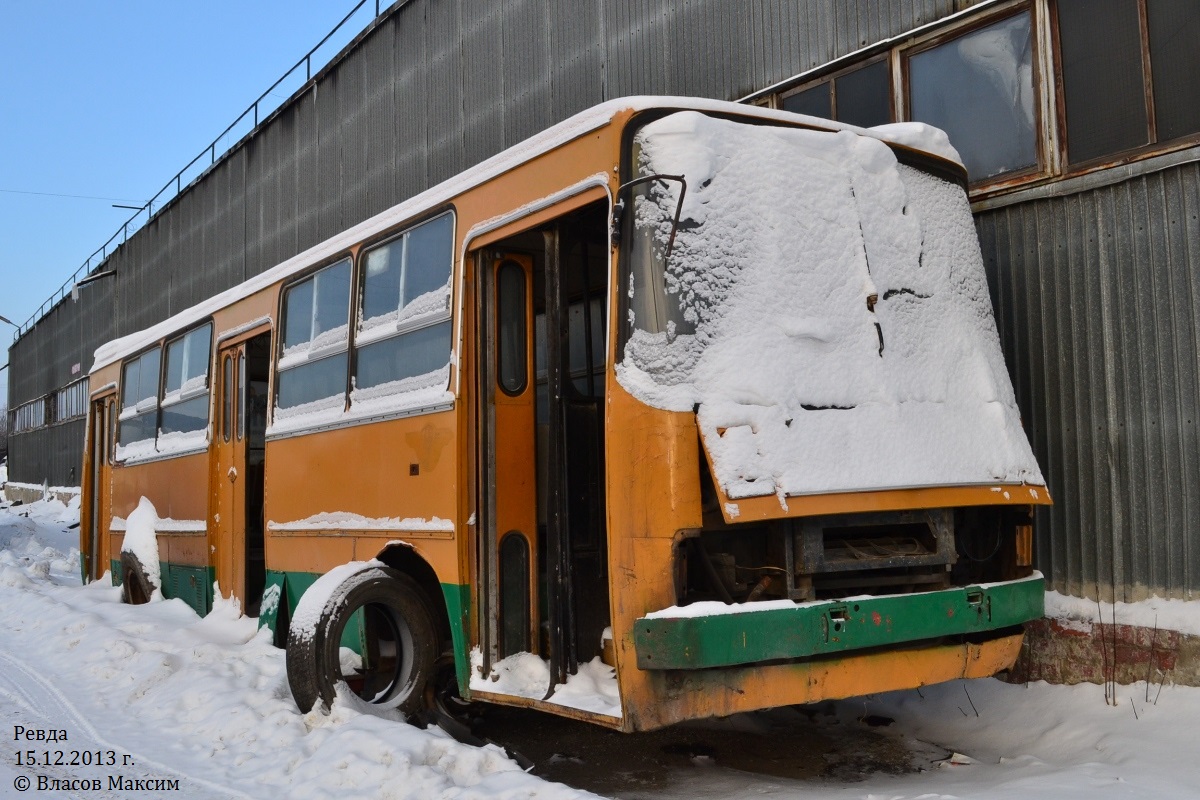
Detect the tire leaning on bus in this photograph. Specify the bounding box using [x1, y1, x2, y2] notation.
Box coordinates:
[285, 565, 438, 717]
[119, 551, 155, 605]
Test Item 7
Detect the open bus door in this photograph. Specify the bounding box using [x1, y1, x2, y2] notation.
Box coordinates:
[209, 330, 270, 615]
[82, 390, 116, 583]
[477, 200, 611, 693]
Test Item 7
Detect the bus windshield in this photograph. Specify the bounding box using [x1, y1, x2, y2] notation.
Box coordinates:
[618, 110, 1044, 502]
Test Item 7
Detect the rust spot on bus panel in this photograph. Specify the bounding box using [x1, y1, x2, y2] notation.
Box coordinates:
[406, 422, 452, 471]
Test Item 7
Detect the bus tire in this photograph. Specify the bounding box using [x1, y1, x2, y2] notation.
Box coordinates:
[119, 551, 155, 605]
[286, 566, 438, 718]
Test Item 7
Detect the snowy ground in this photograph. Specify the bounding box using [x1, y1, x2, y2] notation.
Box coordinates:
[0, 494, 1197, 799]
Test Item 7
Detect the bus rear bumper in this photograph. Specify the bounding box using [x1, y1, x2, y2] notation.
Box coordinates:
[633, 573, 1044, 670]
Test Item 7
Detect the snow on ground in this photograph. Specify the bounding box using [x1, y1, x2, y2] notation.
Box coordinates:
[1, 495, 1198, 799]
[631, 679, 1200, 800]
[0, 497, 591, 800]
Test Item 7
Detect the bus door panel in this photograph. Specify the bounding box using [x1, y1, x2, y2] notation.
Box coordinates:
[210, 331, 270, 614]
[84, 391, 116, 582]
[211, 345, 246, 604]
[489, 253, 538, 659]
[478, 201, 612, 691]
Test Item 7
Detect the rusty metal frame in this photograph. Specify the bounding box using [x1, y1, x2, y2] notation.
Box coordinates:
[778, 52, 896, 125]
[899, 0, 1048, 193]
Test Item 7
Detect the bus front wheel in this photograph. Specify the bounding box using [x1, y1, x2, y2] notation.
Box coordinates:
[286, 566, 438, 718]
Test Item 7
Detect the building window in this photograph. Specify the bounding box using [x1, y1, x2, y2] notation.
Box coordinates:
[907, 11, 1038, 181]
[1147, 0, 1200, 142]
[782, 59, 891, 128]
[11, 397, 47, 434]
[54, 379, 87, 423]
[1057, 0, 1200, 166]
[767, 0, 1200, 196]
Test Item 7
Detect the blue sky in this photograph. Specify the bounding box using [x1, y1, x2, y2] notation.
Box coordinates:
[1, 1, 375, 403]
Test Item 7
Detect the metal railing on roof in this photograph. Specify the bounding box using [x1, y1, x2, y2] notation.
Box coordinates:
[13, 0, 389, 340]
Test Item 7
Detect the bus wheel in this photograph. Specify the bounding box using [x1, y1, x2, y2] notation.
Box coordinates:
[286, 566, 437, 718]
[119, 552, 155, 605]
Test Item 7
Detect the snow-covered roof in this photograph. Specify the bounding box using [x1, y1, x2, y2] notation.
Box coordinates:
[91, 96, 961, 373]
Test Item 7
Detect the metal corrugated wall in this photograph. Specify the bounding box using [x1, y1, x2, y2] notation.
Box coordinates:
[978, 160, 1200, 601]
[7, 0, 968, 406]
[7, 420, 87, 489]
[12, 0, 1196, 602]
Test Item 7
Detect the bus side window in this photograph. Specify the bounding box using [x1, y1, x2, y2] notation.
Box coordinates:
[499, 532, 531, 656]
[223, 355, 233, 443]
[106, 398, 115, 461]
[354, 213, 454, 394]
[277, 259, 352, 410]
[497, 259, 527, 395]
[238, 350, 246, 441]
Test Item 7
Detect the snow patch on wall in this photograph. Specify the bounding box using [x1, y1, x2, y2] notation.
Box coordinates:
[1045, 590, 1200, 638]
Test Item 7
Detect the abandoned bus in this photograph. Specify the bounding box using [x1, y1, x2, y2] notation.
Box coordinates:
[79, 97, 1049, 732]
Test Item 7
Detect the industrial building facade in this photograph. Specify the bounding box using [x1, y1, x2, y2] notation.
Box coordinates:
[6, 0, 1198, 625]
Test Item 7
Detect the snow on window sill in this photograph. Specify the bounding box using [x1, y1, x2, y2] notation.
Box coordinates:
[266, 386, 453, 440]
[267, 512, 454, 533]
[110, 515, 207, 533]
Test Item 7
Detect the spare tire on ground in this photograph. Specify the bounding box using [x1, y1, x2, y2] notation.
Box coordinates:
[119, 551, 156, 605]
[286, 565, 438, 718]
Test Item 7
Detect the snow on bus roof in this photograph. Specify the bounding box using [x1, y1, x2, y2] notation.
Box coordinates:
[91, 95, 961, 372]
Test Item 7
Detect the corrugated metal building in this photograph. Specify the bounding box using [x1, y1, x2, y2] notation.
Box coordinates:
[6, 0, 1198, 605]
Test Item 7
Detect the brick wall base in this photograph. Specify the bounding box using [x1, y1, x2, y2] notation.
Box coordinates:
[1010, 618, 1200, 687]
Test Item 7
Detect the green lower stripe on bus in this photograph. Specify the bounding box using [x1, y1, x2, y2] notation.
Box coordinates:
[634, 576, 1045, 670]
[440, 583, 471, 695]
[158, 563, 212, 617]
[108, 559, 212, 617]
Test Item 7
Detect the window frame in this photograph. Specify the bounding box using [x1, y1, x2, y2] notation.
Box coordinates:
[274, 254, 355, 414]
[159, 321, 213, 439]
[111, 317, 217, 461]
[495, 258, 529, 397]
[350, 208, 456, 400]
[900, 2, 1050, 190]
[10, 396, 49, 434]
[1049, 0, 1200, 175]
[116, 343, 163, 451]
[53, 379, 88, 424]
[764, 0, 1200, 200]
[779, 54, 894, 128]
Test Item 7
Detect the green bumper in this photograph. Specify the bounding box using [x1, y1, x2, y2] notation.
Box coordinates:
[634, 575, 1044, 670]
